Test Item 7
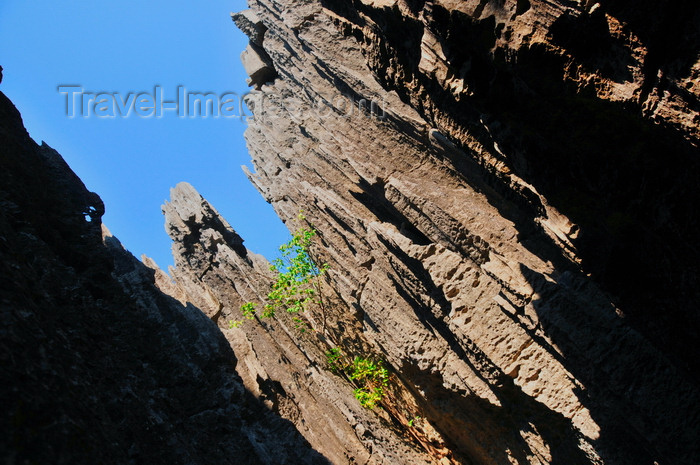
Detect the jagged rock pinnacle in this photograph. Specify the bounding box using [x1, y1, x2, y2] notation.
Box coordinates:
[163, 181, 248, 263]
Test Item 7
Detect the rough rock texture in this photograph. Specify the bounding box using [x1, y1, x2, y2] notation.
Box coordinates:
[0, 91, 327, 464]
[2, 0, 699, 463]
[147, 0, 700, 464]
[151, 182, 447, 465]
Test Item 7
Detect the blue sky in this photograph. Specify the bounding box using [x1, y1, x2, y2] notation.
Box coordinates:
[0, 0, 289, 268]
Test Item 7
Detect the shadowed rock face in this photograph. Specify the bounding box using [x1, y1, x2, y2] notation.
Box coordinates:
[0, 92, 329, 465]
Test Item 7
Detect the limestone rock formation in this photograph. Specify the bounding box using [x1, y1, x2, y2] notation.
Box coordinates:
[150, 181, 447, 464]
[143, 0, 699, 463]
[0, 91, 327, 464]
[2, 0, 699, 463]
[235, 10, 278, 88]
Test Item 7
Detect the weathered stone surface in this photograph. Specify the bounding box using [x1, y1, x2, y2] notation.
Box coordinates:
[158, 0, 700, 463]
[241, 43, 277, 88]
[0, 91, 328, 464]
[155, 182, 445, 464]
[232, 9, 267, 46]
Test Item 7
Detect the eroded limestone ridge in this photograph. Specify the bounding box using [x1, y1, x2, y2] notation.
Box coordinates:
[149, 0, 700, 464]
[0, 91, 327, 465]
[151, 182, 448, 464]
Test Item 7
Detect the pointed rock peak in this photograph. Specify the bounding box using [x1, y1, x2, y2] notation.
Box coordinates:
[164, 182, 224, 228]
[171, 180, 199, 198]
[166, 181, 206, 215]
[163, 182, 248, 260]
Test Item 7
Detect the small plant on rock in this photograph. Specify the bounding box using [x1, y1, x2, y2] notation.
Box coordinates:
[229, 213, 328, 329]
[325, 347, 346, 373]
[264, 223, 328, 318]
[325, 349, 389, 409]
[350, 357, 389, 409]
[353, 387, 385, 409]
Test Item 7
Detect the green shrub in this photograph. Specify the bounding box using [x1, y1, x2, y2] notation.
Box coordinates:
[264, 225, 328, 318]
[325, 347, 345, 373]
[325, 348, 389, 409]
[353, 387, 384, 409]
[229, 214, 328, 329]
[350, 357, 389, 409]
[407, 415, 421, 427]
[241, 302, 257, 319]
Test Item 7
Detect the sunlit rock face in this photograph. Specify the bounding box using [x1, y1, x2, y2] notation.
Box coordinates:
[180, 0, 697, 463]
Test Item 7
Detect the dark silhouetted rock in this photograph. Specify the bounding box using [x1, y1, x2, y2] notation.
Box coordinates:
[0, 91, 329, 465]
